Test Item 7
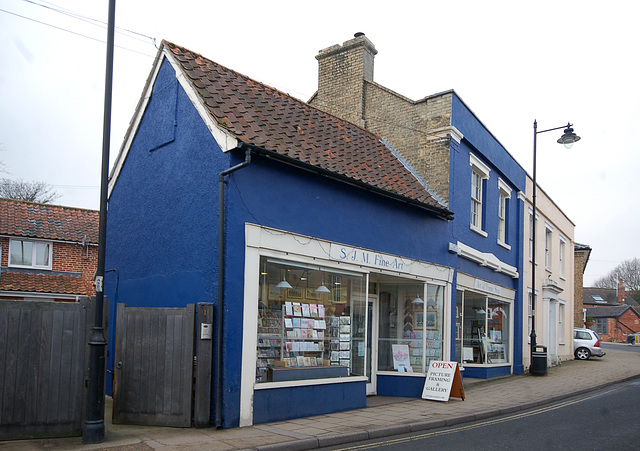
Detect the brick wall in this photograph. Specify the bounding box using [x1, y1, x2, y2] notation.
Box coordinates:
[52, 242, 98, 296]
[313, 34, 377, 127]
[310, 34, 453, 203]
[573, 248, 590, 327]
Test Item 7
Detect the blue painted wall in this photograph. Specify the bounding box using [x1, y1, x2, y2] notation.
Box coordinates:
[447, 93, 527, 376]
[253, 381, 366, 424]
[377, 375, 425, 397]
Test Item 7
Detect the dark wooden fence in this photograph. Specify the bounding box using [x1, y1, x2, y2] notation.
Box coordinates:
[0, 299, 92, 440]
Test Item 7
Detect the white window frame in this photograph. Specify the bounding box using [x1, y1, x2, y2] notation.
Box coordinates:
[469, 153, 490, 237]
[8, 239, 53, 270]
[559, 236, 566, 279]
[497, 178, 512, 249]
[544, 226, 553, 271]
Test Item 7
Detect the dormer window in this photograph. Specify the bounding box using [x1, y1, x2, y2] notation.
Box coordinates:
[9, 239, 52, 270]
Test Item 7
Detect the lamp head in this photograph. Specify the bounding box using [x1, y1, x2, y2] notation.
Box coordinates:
[557, 123, 581, 149]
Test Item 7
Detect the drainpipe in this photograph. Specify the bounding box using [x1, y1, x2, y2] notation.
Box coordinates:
[216, 143, 251, 428]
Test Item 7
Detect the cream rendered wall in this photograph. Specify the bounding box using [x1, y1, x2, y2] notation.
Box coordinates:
[522, 175, 576, 370]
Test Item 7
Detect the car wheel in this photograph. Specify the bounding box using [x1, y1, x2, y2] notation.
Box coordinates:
[575, 347, 591, 360]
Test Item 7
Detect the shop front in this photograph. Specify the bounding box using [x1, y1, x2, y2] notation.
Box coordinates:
[455, 273, 515, 378]
[241, 224, 453, 426]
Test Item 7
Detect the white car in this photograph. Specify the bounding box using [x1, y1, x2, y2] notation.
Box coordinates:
[573, 328, 606, 360]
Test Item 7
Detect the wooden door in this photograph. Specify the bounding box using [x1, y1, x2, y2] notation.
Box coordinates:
[113, 304, 195, 427]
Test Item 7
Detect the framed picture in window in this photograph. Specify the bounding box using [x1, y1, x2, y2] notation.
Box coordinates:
[426, 312, 436, 329]
[305, 287, 320, 300]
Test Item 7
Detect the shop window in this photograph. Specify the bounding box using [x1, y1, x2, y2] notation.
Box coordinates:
[458, 291, 510, 365]
[256, 257, 365, 383]
[377, 283, 445, 373]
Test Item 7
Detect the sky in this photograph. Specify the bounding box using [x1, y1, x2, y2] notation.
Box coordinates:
[0, 0, 638, 286]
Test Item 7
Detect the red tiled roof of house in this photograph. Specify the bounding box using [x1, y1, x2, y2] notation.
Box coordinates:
[0, 270, 88, 296]
[163, 41, 450, 216]
[0, 198, 99, 244]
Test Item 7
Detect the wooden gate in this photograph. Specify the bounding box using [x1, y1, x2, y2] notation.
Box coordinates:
[0, 299, 92, 440]
[113, 303, 211, 427]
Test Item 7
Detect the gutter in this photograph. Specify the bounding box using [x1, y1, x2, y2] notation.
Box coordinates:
[216, 143, 252, 428]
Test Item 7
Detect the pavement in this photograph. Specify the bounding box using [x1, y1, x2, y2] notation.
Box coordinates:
[2, 344, 639, 451]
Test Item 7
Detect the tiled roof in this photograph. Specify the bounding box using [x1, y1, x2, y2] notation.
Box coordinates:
[164, 41, 450, 216]
[0, 198, 99, 244]
[583, 287, 638, 306]
[586, 305, 637, 319]
[0, 270, 88, 296]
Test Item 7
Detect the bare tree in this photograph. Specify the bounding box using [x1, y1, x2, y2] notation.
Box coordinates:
[594, 258, 640, 298]
[0, 178, 61, 204]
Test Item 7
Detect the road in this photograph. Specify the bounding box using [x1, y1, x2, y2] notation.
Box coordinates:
[601, 342, 640, 354]
[320, 379, 640, 451]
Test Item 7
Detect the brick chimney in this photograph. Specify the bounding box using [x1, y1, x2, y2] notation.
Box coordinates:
[312, 32, 377, 127]
[618, 278, 626, 304]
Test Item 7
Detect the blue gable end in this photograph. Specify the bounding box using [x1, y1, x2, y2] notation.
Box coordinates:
[105, 59, 229, 394]
[106, 59, 225, 306]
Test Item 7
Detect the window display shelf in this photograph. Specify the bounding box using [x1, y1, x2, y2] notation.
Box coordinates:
[267, 365, 349, 382]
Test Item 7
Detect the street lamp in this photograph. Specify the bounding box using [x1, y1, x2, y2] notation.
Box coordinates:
[530, 121, 580, 375]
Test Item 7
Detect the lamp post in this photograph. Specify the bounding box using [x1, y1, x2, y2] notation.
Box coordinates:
[530, 121, 580, 374]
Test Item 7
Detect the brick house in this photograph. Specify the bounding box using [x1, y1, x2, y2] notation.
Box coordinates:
[586, 305, 640, 342]
[583, 284, 640, 341]
[0, 198, 98, 302]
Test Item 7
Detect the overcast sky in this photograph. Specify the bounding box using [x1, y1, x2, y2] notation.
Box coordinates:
[1, 0, 638, 285]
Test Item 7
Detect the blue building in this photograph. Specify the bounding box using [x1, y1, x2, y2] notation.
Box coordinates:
[105, 37, 525, 428]
[310, 34, 527, 379]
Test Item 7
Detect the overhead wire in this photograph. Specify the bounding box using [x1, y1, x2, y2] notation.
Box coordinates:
[22, 0, 157, 46]
[1, 2, 156, 57]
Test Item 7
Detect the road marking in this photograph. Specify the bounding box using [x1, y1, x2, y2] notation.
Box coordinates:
[330, 387, 621, 450]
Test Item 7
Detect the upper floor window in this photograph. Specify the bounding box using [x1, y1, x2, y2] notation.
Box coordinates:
[469, 153, 490, 236]
[471, 171, 483, 227]
[497, 178, 512, 249]
[545, 227, 553, 269]
[559, 237, 566, 278]
[9, 239, 52, 270]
